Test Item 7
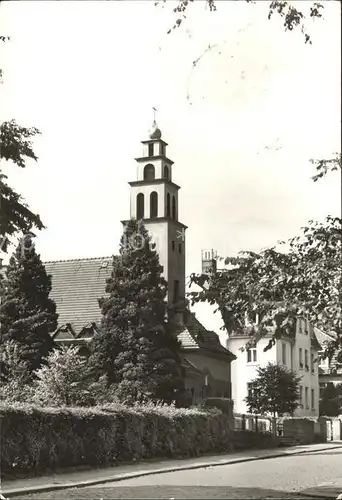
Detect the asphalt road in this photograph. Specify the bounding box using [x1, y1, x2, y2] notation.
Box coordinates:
[12, 448, 342, 499]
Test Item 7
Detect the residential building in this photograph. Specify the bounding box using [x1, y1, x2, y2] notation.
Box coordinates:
[313, 328, 342, 398]
[227, 316, 320, 417]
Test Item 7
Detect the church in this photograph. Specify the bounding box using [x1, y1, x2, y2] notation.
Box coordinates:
[44, 120, 236, 405]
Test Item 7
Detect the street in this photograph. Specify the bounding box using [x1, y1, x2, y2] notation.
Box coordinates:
[11, 447, 342, 499]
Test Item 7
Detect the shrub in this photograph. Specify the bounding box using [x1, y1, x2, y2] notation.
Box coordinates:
[0, 341, 33, 403]
[32, 346, 110, 407]
[0, 402, 232, 475]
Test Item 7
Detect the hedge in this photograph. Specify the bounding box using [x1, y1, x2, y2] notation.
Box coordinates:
[0, 402, 233, 475]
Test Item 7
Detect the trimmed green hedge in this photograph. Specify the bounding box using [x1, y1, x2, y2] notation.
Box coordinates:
[0, 402, 233, 475]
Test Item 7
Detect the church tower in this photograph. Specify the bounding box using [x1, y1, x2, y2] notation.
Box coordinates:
[124, 119, 187, 311]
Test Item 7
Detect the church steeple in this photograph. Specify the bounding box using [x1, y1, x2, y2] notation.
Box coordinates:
[124, 119, 187, 310]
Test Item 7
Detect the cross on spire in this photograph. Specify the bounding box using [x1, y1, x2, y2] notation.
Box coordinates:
[152, 106, 157, 124]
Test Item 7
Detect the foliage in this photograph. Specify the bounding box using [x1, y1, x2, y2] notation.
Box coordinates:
[0, 235, 57, 372]
[245, 363, 301, 417]
[1, 34, 44, 252]
[32, 345, 109, 407]
[89, 219, 184, 405]
[0, 402, 231, 475]
[159, 0, 324, 43]
[310, 152, 342, 182]
[189, 216, 341, 358]
[0, 341, 33, 403]
[319, 383, 341, 417]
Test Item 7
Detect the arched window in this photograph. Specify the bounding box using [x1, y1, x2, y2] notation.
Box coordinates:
[164, 165, 169, 180]
[150, 191, 158, 218]
[172, 195, 176, 220]
[144, 164, 155, 181]
[137, 193, 144, 219]
[166, 193, 171, 217]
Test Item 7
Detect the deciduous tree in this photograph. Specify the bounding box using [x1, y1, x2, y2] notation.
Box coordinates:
[189, 216, 341, 358]
[0, 37, 44, 253]
[160, 0, 324, 44]
[245, 362, 301, 437]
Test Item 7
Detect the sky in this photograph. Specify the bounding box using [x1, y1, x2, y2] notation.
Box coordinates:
[0, 0, 341, 340]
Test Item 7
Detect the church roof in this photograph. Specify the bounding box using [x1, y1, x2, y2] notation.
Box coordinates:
[177, 310, 236, 360]
[44, 256, 235, 360]
[45, 257, 112, 335]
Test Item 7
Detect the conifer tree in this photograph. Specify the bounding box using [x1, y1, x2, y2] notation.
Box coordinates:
[0, 234, 57, 371]
[89, 219, 184, 404]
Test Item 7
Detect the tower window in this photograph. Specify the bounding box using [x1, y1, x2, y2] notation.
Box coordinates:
[166, 193, 171, 217]
[173, 280, 180, 303]
[150, 191, 158, 218]
[164, 165, 169, 180]
[178, 243, 182, 254]
[144, 164, 155, 181]
[172, 195, 176, 220]
[172, 240, 175, 251]
[148, 143, 154, 157]
[136, 193, 144, 219]
[160, 143, 165, 156]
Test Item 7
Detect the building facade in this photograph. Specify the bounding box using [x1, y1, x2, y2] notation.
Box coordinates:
[314, 328, 342, 398]
[227, 317, 320, 417]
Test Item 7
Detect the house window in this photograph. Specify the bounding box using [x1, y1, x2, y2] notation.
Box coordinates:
[150, 192, 158, 218]
[172, 195, 176, 220]
[319, 382, 327, 398]
[172, 240, 175, 251]
[299, 385, 303, 407]
[247, 382, 254, 398]
[282, 343, 287, 366]
[299, 348, 303, 369]
[311, 353, 315, 373]
[173, 280, 180, 303]
[148, 143, 154, 157]
[144, 164, 155, 180]
[305, 349, 309, 371]
[178, 243, 182, 254]
[305, 387, 309, 409]
[311, 389, 315, 410]
[136, 193, 144, 219]
[247, 348, 257, 363]
[318, 350, 329, 370]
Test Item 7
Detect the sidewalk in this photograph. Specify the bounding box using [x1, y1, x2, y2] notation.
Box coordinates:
[2, 442, 342, 498]
[300, 479, 342, 499]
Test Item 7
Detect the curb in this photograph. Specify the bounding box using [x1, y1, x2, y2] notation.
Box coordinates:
[2, 444, 342, 498]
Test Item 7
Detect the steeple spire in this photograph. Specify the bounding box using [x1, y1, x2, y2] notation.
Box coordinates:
[149, 106, 162, 140]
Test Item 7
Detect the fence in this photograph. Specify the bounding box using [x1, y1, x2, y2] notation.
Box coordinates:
[234, 413, 273, 434]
